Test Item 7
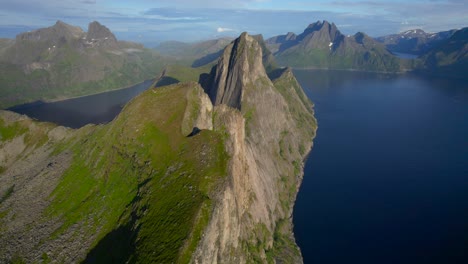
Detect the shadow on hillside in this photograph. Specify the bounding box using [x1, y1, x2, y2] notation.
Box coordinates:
[267, 67, 288, 81]
[82, 220, 138, 264]
[191, 50, 223, 68]
[155, 76, 180, 87]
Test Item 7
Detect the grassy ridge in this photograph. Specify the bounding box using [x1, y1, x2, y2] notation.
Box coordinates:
[46, 83, 228, 263]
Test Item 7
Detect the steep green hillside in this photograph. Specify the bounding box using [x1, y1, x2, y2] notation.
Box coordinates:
[0, 82, 229, 263]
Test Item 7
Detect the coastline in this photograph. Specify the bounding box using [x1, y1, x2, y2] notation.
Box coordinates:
[6, 79, 155, 111]
[43, 78, 156, 103]
[290, 66, 413, 74]
[291, 115, 319, 261]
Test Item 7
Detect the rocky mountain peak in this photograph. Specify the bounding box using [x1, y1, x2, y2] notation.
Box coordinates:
[16, 20, 84, 43]
[354, 31, 367, 44]
[203, 32, 266, 110]
[285, 32, 297, 41]
[86, 21, 118, 48]
[298, 20, 341, 43]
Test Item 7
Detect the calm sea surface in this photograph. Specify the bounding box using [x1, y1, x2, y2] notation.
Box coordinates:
[8, 79, 154, 128]
[293, 70, 468, 264]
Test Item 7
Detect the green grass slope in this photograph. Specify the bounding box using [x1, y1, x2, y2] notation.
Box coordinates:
[52, 83, 228, 263]
[0, 82, 229, 263]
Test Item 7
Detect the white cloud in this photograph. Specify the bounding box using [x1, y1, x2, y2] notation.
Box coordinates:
[217, 27, 235, 33]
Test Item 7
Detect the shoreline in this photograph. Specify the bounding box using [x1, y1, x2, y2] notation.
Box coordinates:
[6, 79, 155, 110]
[43, 78, 155, 103]
[291, 119, 319, 260]
[290, 66, 413, 74]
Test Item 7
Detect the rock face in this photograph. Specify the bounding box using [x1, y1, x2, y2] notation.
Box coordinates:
[204, 32, 265, 109]
[267, 20, 401, 71]
[195, 32, 316, 263]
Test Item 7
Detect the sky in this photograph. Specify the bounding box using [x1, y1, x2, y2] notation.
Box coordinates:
[0, 0, 466, 46]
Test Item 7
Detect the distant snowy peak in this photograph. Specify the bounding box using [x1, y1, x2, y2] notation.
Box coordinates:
[376, 28, 457, 55]
[401, 29, 426, 37]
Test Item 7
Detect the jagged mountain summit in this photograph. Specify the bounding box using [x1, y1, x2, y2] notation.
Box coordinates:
[0, 32, 316, 263]
[376, 28, 457, 55]
[267, 20, 401, 71]
[86, 21, 119, 48]
[0, 21, 165, 108]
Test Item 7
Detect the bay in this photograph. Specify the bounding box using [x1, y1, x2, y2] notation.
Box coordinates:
[293, 70, 468, 264]
[7, 79, 154, 129]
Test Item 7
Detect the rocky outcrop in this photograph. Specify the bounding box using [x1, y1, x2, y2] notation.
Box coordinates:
[194, 32, 316, 263]
[204, 33, 265, 109]
[181, 83, 214, 135]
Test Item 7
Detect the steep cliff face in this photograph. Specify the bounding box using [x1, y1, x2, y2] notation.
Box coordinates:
[195, 33, 316, 263]
[204, 32, 265, 109]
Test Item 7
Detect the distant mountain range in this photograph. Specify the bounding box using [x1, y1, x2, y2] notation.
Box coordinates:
[266, 21, 401, 72]
[376, 29, 457, 55]
[0, 20, 466, 109]
[266, 21, 467, 76]
[0, 21, 167, 108]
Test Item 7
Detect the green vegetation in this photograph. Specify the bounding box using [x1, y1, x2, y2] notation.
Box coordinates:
[277, 46, 401, 72]
[46, 83, 229, 263]
[154, 38, 231, 67]
[0, 185, 14, 205]
[273, 69, 316, 139]
[0, 119, 28, 141]
[0, 117, 55, 150]
[159, 64, 213, 86]
[265, 218, 301, 263]
[243, 223, 272, 263]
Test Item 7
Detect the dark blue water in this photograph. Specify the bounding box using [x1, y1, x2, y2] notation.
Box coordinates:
[8, 80, 154, 128]
[293, 70, 468, 264]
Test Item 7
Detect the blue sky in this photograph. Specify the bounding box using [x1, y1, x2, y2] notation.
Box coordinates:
[0, 0, 466, 46]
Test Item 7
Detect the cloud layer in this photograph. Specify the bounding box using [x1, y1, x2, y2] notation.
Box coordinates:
[0, 0, 466, 45]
